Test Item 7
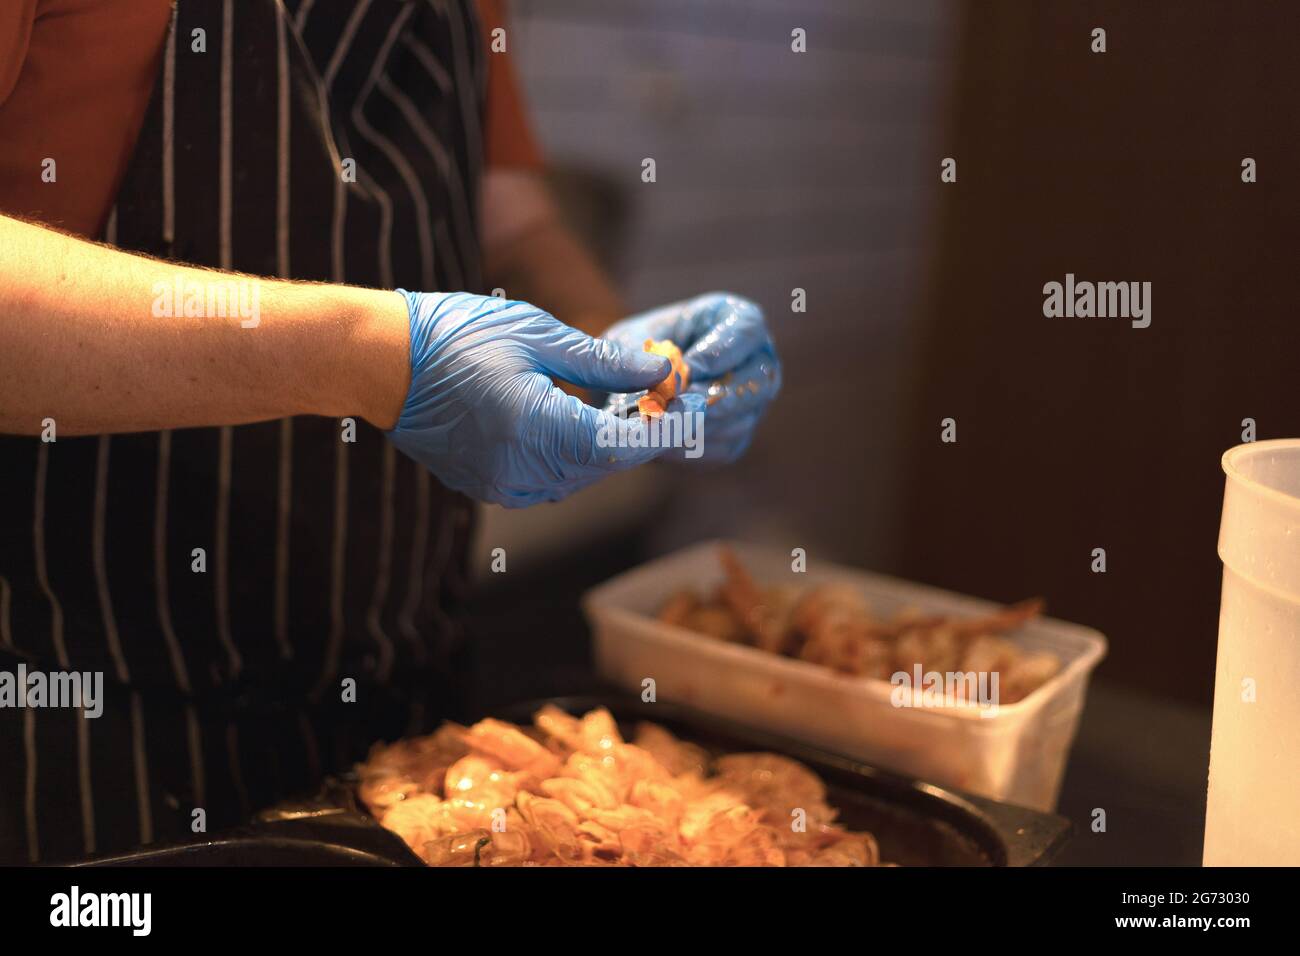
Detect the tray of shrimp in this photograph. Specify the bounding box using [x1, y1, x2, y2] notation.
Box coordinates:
[583, 540, 1107, 812]
[355, 694, 1071, 867]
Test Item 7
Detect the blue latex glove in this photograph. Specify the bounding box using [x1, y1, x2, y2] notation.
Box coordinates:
[601, 293, 781, 464]
[386, 290, 705, 508]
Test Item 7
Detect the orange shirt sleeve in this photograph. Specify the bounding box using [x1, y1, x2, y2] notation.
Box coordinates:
[0, 0, 171, 237]
[1, 1, 538, 237]
[477, 0, 543, 170]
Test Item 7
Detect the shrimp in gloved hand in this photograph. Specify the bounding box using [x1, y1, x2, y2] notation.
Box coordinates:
[636, 339, 690, 418]
[601, 293, 781, 465]
[388, 291, 684, 507]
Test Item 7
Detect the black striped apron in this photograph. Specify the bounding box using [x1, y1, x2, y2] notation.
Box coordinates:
[0, 0, 482, 863]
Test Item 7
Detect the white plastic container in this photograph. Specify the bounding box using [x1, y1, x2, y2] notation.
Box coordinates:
[583, 540, 1106, 811]
[1205, 440, 1300, 865]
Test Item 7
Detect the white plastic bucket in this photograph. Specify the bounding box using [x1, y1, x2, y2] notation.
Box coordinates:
[1205, 440, 1300, 865]
[583, 540, 1106, 811]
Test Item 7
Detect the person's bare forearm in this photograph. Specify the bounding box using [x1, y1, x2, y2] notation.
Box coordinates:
[0, 215, 410, 435]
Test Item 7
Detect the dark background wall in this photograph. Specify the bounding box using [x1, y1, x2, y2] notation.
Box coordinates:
[898, 0, 1300, 705]
[472, 0, 1300, 711]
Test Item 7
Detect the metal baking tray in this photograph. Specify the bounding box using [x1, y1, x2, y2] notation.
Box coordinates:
[72, 694, 1071, 867]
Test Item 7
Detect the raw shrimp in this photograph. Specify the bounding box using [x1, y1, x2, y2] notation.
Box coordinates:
[532, 704, 585, 753]
[717, 545, 790, 653]
[539, 776, 620, 814]
[359, 706, 887, 867]
[461, 717, 562, 778]
[657, 591, 698, 627]
[658, 547, 1059, 704]
[515, 792, 582, 862]
[356, 722, 469, 809]
[712, 753, 834, 825]
[637, 339, 690, 418]
[442, 755, 522, 818]
[682, 602, 748, 643]
[633, 722, 709, 777]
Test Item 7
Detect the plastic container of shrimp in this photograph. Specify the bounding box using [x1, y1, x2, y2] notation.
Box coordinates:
[583, 540, 1106, 812]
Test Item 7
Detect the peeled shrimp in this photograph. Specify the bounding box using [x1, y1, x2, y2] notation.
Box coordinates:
[360, 707, 886, 867]
[461, 718, 561, 778]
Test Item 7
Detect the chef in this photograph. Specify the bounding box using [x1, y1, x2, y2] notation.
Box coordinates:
[0, 0, 780, 862]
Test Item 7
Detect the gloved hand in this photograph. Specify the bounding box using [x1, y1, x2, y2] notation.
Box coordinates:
[386, 291, 705, 507]
[601, 293, 781, 464]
